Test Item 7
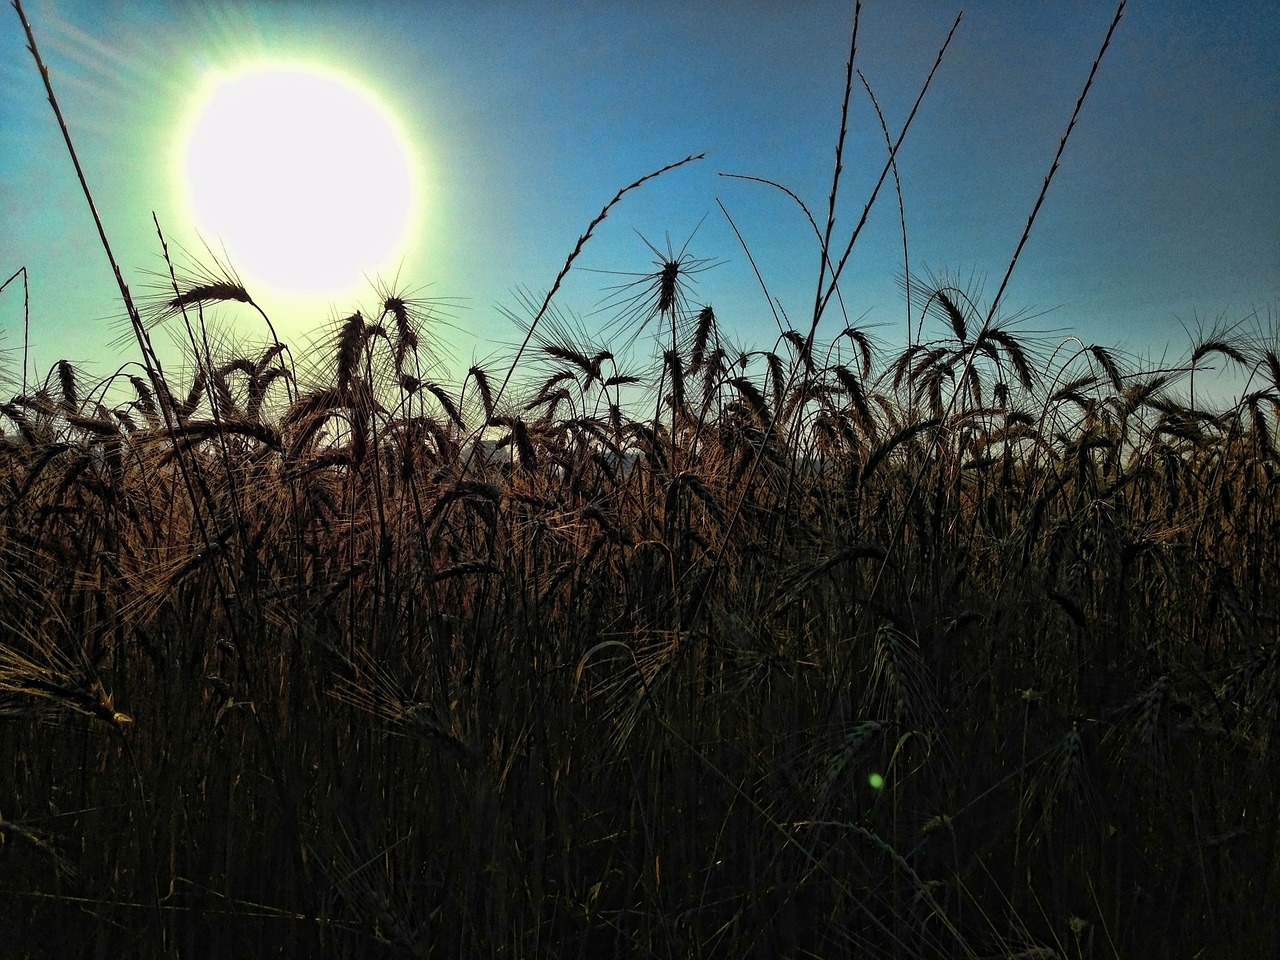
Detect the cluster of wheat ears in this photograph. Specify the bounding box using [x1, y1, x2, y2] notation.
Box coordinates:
[2, 1, 1278, 958]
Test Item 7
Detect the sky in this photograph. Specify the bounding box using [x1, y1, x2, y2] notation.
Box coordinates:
[1, 0, 1277, 399]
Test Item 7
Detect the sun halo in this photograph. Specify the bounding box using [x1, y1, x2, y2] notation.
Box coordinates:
[179, 62, 419, 299]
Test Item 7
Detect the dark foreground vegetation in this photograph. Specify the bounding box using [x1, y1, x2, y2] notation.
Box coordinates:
[3, 1, 1278, 957]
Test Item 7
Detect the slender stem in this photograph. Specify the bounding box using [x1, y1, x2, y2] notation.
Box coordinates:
[812, 12, 962, 347]
[0, 267, 29, 393]
[11, 0, 150, 369]
[814, 2, 861, 328]
[857, 71, 912, 350]
[982, 0, 1127, 332]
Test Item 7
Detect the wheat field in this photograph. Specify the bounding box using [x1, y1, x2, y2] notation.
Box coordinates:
[2, 1, 1278, 957]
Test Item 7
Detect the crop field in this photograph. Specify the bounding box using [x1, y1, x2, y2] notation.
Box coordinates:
[1, 2, 1277, 957]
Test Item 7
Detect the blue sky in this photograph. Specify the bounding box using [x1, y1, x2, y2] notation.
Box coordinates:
[1, 0, 1276, 394]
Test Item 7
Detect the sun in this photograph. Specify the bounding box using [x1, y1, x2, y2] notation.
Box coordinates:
[180, 63, 417, 295]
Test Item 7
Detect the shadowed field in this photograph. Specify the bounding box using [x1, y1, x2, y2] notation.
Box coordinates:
[2, 1, 1277, 956]
[2, 255, 1277, 957]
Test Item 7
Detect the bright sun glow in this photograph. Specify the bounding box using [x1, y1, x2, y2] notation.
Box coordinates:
[181, 64, 416, 294]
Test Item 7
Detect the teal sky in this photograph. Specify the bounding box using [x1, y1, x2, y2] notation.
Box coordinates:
[2, 0, 1276, 394]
